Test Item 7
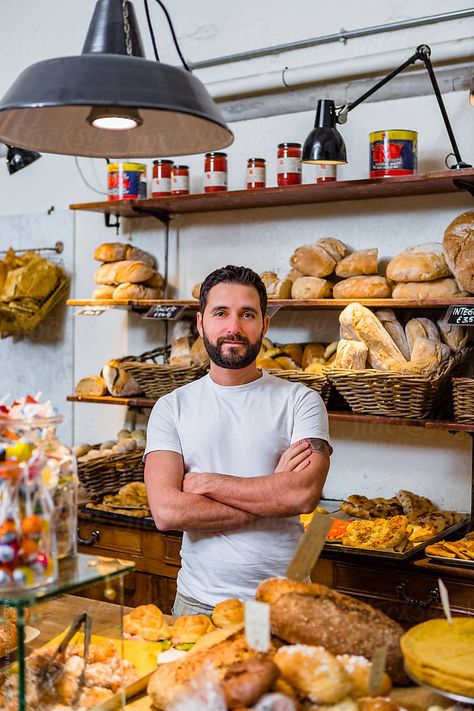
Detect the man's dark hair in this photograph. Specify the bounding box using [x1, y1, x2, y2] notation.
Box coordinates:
[199, 265, 267, 316]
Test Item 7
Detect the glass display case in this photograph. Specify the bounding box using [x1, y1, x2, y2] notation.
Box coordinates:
[0, 553, 135, 711]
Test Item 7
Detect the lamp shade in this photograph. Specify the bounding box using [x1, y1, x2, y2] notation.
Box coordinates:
[0, 0, 233, 158]
[302, 99, 347, 165]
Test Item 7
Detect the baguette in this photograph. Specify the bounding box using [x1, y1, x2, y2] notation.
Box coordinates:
[374, 309, 410, 361]
[335, 248, 378, 278]
[339, 303, 407, 371]
[332, 275, 391, 299]
[95, 260, 156, 285]
[391, 277, 460, 300]
[256, 578, 407, 685]
[386, 251, 451, 282]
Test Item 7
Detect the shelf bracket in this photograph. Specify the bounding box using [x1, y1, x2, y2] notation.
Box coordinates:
[104, 213, 121, 234]
[452, 178, 474, 200]
[131, 206, 172, 225]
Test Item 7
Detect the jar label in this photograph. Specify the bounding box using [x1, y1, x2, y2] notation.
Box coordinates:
[204, 171, 227, 188]
[152, 177, 171, 192]
[247, 166, 266, 184]
[277, 157, 301, 174]
[315, 164, 337, 182]
[172, 175, 190, 192]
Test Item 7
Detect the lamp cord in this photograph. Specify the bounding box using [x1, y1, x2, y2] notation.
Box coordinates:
[143, 0, 160, 61]
[74, 157, 108, 196]
[149, 0, 191, 72]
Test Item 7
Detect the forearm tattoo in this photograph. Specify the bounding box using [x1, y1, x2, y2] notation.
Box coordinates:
[301, 438, 332, 459]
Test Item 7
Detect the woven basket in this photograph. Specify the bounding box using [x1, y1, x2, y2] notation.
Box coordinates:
[121, 361, 208, 398]
[452, 378, 474, 423]
[0, 274, 70, 335]
[77, 447, 144, 499]
[265, 369, 330, 404]
[327, 348, 472, 419]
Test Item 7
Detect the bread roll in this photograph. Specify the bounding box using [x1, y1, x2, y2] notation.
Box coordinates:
[291, 276, 332, 299]
[335, 249, 378, 278]
[436, 319, 468, 351]
[339, 303, 407, 371]
[112, 283, 163, 300]
[256, 578, 406, 685]
[333, 276, 391, 300]
[289, 238, 348, 278]
[273, 356, 300, 370]
[223, 655, 280, 710]
[170, 336, 192, 366]
[374, 310, 410, 361]
[386, 251, 451, 282]
[95, 260, 156, 285]
[274, 645, 351, 704]
[261, 272, 292, 299]
[94, 242, 156, 267]
[442, 210, 474, 294]
[191, 282, 201, 299]
[334, 339, 368, 369]
[391, 277, 460, 299]
[257, 355, 283, 370]
[75, 375, 108, 397]
[212, 599, 244, 628]
[92, 285, 115, 299]
[171, 614, 216, 645]
[281, 343, 303, 366]
[101, 360, 143, 397]
[304, 361, 326, 374]
[302, 343, 325, 369]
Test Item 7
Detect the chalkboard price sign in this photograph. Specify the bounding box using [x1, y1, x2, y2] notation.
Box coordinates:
[446, 305, 474, 327]
[143, 304, 187, 321]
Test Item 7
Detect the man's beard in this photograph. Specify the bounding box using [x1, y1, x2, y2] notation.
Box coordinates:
[202, 329, 264, 369]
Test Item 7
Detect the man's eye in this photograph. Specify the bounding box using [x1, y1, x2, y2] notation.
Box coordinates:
[214, 311, 226, 317]
[242, 312, 255, 318]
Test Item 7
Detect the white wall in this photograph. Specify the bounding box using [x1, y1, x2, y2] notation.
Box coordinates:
[0, 1, 472, 509]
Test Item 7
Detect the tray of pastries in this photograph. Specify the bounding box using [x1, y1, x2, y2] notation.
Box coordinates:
[425, 532, 474, 567]
[84, 481, 152, 519]
[324, 490, 468, 559]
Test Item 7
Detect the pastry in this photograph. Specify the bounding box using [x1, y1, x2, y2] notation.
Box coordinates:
[171, 614, 216, 646]
[124, 604, 171, 641]
[335, 249, 378, 278]
[442, 210, 474, 293]
[212, 598, 245, 628]
[92, 285, 115, 299]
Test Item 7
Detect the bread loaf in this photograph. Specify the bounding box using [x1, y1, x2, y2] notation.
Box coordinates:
[443, 211, 474, 294]
[302, 343, 325, 369]
[286, 268, 304, 282]
[405, 318, 440, 356]
[291, 276, 332, 299]
[339, 303, 407, 371]
[290, 238, 348, 277]
[112, 283, 163, 300]
[75, 375, 108, 397]
[101, 360, 143, 397]
[255, 578, 407, 685]
[436, 319, 468, 351]
[170, 336, 192, 366]
[386, 251, 451, 282]
[94, 242, 156, 267]
[333, 276, 391, 299]
[281, 343, 303, 366]
[405, 337, 444, 375]
[95, 260, 156, 285]
[260, 272, 292, 299]
[335, 248, 378, 278]
[144, 272, 164, 289]
[391, 278, 460, 299]
[334, 339, 368, 369]
[374, 310, 410, 361]
[92, 285, 115, 299]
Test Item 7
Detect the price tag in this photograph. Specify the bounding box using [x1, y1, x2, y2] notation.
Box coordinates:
[446, 305, 474, 327]
[267, 305, 282, 318]
[369, 644, 388, 693]
[438, 578, 452, 624]
[286, 513, 332, 582]
[143, 305, 187, 321]
[76, 306, 110, 317]
[245, 600, 270, 652]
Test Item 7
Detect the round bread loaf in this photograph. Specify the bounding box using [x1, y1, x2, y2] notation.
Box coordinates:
[443, 210, 474, 293]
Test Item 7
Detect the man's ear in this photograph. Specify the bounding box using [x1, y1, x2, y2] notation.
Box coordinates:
[196, 311, 203, 337]
[263, 313, 270, 335]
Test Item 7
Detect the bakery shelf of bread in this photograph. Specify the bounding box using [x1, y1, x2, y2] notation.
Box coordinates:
[69, 167, 474, 217]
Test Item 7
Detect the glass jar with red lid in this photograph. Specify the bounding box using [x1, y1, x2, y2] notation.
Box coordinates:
[246, 158, 266, 189]
[204, 152, 227, 193]
[152, 159, 173, 197]
[171, 165, 190, 195]
[277, 143, 302, 186]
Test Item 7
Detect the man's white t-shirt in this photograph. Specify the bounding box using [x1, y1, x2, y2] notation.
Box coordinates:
[145, 371, 331, 605]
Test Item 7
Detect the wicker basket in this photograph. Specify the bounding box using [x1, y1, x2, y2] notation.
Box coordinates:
[327, 348, 473, 419]
[77, 448, 144, 499]
[265, 369, 330, 404]
[0, 274, 70, 335]
[121, 361, 208, 398]
[452, 378, 474, 423]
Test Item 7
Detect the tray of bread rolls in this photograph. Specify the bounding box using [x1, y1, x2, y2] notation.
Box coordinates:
[323, 490, 469, 559]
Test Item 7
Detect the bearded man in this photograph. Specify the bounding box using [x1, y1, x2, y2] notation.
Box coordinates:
[145, 265, 332, 615]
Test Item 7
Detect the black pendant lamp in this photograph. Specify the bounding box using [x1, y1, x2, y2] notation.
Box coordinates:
[0, 0, 233, 158]
[6, 146, 41, 175]
[302, 99, 347, 165]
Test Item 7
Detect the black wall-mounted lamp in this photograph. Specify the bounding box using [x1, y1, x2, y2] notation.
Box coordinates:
[0, 144, 41, 175]
[302, 45, 471, 170]
[0, 0, 233, 159]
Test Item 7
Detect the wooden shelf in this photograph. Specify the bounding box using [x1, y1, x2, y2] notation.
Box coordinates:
[67, 297, 474, 310]
[67, 396, 474, 431]
[69, 168, 474, 217]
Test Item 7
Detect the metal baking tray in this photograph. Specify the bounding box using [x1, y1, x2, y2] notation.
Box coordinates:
[79, 503, 157, 528]
[324, 514, 470, 560]
[426, 552, 474, 568]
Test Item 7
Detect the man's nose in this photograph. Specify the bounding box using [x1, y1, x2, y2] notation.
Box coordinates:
[226, 315, 241, 333]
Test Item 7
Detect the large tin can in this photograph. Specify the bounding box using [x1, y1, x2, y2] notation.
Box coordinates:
[369, 130, 417, 178]
[108, 162, 147, 200]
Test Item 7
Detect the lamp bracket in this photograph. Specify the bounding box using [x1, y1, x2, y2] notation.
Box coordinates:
[104, 213, 121, 235]
[131, 206, 172, 225]
[336, 104, 350, 124]
[452, 178, 474, 200]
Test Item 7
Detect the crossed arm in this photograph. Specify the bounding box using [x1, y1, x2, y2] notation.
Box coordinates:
[145, 439, 330, 532]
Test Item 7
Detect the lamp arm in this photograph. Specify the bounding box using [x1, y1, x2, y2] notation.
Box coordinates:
[338, 44, 470, 169]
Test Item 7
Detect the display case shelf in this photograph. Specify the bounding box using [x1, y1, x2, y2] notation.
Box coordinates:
[69, 168, 474, 217]
[66, 396, 474, 431]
